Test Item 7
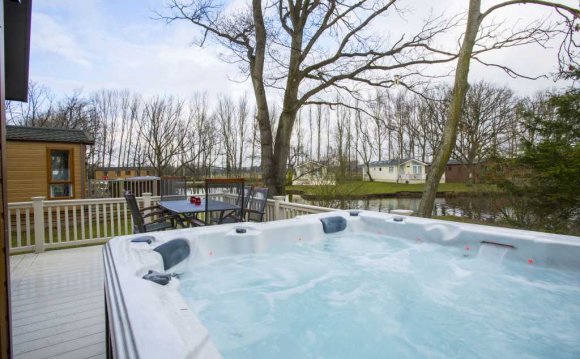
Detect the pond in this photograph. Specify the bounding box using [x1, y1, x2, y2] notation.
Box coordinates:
[290, 195, 504, 222]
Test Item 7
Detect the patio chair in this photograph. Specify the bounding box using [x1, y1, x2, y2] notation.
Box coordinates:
[204, 178, 245, 225]
[160, 176, 187, 201]
[124, 192, 177, 234]
[211, 185, 254, 224]
[245, 187, 269, 222]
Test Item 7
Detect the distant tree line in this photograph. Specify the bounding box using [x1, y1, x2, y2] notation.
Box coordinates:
[6, 84, 259, 179]
[5, 80, 561, 183]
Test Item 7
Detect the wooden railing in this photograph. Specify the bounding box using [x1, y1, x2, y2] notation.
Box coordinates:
[87, 178, 161, 198]
[7, 194, 334, 254]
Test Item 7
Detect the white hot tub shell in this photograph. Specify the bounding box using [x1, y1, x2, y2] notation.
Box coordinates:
[103, 210, 580, 359]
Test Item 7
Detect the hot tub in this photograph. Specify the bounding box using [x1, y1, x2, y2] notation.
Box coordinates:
[103, 211, 580, 359]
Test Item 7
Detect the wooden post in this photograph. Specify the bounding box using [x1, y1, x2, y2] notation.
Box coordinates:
[117, 179, 124, 198]
[142, 193, 152, 223]
[273, 196, 285, 221]
[32, 197, 45, 253]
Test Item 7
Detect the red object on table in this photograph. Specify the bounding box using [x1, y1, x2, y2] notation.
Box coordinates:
[195, 197, 201, 205]
[189, 196, 195, 204]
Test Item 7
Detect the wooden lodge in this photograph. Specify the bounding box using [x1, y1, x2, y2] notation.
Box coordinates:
[94, 166, 157, 180]
[6, 126, 94, 202]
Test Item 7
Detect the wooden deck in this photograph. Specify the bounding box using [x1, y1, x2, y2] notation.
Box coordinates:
[10, 246, 105, 359]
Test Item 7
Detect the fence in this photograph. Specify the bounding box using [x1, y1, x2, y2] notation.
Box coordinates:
[7, 194, 334, 254]
[87, 178, 215, 198]
[87, 178, 161, 198]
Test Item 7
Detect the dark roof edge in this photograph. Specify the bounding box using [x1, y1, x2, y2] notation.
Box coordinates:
[6, 125, 95, 145]
[7, 137, 95, 145]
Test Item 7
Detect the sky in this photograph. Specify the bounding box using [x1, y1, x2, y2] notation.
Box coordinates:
[29, 0, 577, 101]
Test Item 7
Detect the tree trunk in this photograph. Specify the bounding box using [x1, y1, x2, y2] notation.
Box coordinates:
[417, 0, 481, 217]
[272, 107, 299, 193]
[250, 0, 275, 193]
[261, 10, 304, 197]
[270, 68, 300, 195]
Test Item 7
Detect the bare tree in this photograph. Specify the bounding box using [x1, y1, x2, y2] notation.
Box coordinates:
[138, 96, 185, 175]
[91, 89, 123, 167]
[216, 95, 237, 176]
[454, 82, 515, 171]
[237, 95, 250, 175]
[6, 81, 54, 126]
[418, 0, 579, 217]
[160, 0, 460, 194]
[123, 95, 142, 167]
[355, 107, 376, 181]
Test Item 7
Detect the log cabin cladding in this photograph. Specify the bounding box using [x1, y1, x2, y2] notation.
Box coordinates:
[7, 142, 84, 202]
[6, 126, 94, 203]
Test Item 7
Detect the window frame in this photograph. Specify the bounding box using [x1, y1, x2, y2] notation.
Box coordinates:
[46, 147, 75, 200]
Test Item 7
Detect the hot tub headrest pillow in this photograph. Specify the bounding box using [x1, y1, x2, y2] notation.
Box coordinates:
[153, 239, 190, 270]
[320, 216, 347, 234]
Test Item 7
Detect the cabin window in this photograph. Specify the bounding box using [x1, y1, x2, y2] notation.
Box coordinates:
[379, 167, 382, 171]
[389, 166, 394, 173]
[125, 170, 131, 175]
[48, 149, 73, 199]
[412, 165, 422, 174]
[146, 170, 151, 175]
[448, 166, 452, 171]
[115, 171, 121, 176]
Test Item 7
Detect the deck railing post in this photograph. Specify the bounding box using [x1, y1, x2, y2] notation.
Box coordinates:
[118, 179, 125, 198]
[273, 196, 285, 221]
[143, 192, 152, 223]
[32, 196, 45, 253]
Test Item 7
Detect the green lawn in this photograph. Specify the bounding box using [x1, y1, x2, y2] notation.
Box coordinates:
[288, 181, 497, 198]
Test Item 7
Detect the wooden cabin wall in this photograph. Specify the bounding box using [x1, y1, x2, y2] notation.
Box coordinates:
[6, 142, 83, 202]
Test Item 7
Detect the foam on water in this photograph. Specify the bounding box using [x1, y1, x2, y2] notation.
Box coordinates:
[477, 243, 510, 264]
[178, 233, 580, 359]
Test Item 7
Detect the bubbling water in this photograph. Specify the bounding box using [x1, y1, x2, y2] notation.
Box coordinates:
[178, 233, 580, 359]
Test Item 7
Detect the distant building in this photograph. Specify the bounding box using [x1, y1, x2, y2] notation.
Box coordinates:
[94, 166, 157, 180]
[6, 126, 94, 202]
[445, 160, 487, 183]
[445, 160, 474, 183]
[362, 158, 445, 184]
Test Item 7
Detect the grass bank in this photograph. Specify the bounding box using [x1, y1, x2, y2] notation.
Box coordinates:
[288, 181, 497, 199]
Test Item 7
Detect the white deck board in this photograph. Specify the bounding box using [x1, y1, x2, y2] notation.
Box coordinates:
[10, 246, 106, 359]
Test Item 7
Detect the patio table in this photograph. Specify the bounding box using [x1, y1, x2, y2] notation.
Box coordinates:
[159, 199, 240, 226]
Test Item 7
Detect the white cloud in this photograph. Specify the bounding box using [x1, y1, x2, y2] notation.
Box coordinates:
[29, 0, 575, 101]
[30, 2, 251, 100]
[31, 12, 93, 68]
